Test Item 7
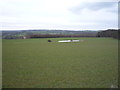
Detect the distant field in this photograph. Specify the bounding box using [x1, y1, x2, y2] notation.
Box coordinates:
[2, 38, 118, 88]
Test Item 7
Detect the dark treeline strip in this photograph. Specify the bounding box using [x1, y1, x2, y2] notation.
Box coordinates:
[2, 35, 24, 39]
[28, 34, 97, 38]
[96, 29, 119, 39]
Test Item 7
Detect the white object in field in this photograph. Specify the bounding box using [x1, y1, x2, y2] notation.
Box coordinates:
[72, 40, 80, 42]
[58, 40, 71, 42]
[58, 40, 80, 42]
[23, 36, 26, 39]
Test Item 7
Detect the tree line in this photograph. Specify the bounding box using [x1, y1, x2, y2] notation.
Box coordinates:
[27, 34, 97, 38]
[2, 29, 119, 39]
[96, 29, 119, 39]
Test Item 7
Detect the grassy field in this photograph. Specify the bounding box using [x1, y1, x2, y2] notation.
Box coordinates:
[2, 38, 118, 88]
[0, 39, 2, 89]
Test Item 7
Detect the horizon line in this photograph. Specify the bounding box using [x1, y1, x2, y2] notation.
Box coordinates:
[0, 28, 118, 31]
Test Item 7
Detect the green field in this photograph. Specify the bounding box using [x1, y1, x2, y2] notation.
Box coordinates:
[2, 38, 118, 88]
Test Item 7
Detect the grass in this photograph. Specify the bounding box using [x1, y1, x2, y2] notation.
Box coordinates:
[0, 39, 2, 89]
[2, 38, 118, 88]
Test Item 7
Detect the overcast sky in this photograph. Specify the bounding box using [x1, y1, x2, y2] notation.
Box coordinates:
[0, 0, 119, 31]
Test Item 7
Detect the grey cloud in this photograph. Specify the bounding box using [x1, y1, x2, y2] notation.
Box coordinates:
[70, 2, 118, 14]
[85, 2, 117, 11]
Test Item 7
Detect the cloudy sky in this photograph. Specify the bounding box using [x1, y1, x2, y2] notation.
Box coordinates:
[0, 0, 119, 31]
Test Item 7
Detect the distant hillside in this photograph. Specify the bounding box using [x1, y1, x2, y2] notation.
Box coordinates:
[2, 30, 98, 39]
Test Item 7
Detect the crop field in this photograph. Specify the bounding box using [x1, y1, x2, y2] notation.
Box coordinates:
[2, 38, 118, 88]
